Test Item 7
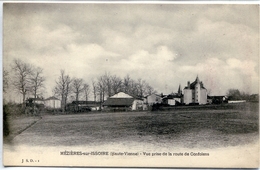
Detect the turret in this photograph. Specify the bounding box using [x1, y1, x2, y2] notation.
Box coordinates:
[195, 75, 200, 83]
[178, 84, 182, 96]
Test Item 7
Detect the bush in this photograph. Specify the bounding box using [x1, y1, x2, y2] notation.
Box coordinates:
[3, 104, 10, 137]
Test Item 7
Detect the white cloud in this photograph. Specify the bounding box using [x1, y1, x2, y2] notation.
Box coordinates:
[177, 57, 258, 95]
[3, 4, 259, 101]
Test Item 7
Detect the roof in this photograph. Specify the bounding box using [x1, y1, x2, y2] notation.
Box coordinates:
[184, 76, 206, 90]
[208, 96, 227, 99]
[67, 101, 99, 107]
[110, 92, 133, 98]
[145, 93, 162, 98]
[71, 101, 99, 105]
[27, 97, 44, 101]
[163, 93, 182, 99]
[103, 98, 135, 106]
[45, 96, 60, 101]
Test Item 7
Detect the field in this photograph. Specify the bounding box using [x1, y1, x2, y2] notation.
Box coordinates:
[5, 102, 259, 149]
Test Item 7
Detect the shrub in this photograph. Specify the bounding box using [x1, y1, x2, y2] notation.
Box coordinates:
[3, 104, 10, 137]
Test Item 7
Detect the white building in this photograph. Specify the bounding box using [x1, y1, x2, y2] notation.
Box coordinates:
[183, 76, 207, 105]
[45, 96, 61, 109]
[145, 94, 162, 106]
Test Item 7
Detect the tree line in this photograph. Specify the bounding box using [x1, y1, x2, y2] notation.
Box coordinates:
[4, 59, 157, 113]
[226, 89, 256, 101]
[54, 71, 157, 112]
[4, 59, 257, 114]
[5, 59, 45, 110]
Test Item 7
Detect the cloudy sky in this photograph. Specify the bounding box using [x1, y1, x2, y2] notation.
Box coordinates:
[3, 3, 259, 101]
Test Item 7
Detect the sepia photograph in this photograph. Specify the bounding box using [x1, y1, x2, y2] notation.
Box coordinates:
[2, 3, 259, 168]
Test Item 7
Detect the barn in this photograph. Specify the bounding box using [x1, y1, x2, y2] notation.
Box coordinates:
[103, 92, 144, 111]
[67, 101, 100, 112]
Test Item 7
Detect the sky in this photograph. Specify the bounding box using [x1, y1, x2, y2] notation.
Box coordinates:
[3, 3, 259, 101]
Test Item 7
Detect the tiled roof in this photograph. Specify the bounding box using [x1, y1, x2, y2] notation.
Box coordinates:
[103, 98, 135, 106]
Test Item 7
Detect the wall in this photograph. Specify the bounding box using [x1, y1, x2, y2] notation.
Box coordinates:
[147, 94, 162, 106]
[45, 100, 61, 109]
[228, 100, 246, 103]
[168, 99, 176, 106]
[183, 89, 192, 105]
[132, 99, 144, 110]
[200, 89, 207, 104]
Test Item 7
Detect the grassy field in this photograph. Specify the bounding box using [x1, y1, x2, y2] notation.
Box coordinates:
[4, 115, 41, 143]
[6, 102, 259, 149]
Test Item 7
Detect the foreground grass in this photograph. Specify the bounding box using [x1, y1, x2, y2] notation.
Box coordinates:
[7, 102, 259, 149]
[4, 115, 41, 143]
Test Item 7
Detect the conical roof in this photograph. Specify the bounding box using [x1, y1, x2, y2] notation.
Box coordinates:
[195, 75, 200, 82]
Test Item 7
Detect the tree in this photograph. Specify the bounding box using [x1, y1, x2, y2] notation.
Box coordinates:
[30, 67, 45, 99]
[83, 83, 90, 101]
[96, 75, 106, 102]
[12, 59, 32, 109]
[92, 79, 97, 102]
[111, 75, 122, 95]
[137, 78, 146, 97]
[54, 70, 72, 112]
[29, 67, 45, 114]
[145, 84, 156, 96]
[104, 73, 113, 97]
[123, 75, 131, 94]
[226, 89, 242, 100]
[129, 79, 138, 96]
[72, 78, 84, 101]
[65, 78, 72, 106]
[241, 91, 250, 101]
[93, 73, 157, 100]
[3, 69, 9, 93]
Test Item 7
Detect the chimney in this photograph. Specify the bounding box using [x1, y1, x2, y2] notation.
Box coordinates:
[187, 81, 190, 89]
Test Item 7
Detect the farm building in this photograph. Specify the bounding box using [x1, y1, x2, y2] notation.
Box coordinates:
[145, 93, 163, 106]
[162, 85, 183, 106]
[208, 96, 228, 104]
[228, 100, 246, 104]
[67, 101, 100, 112]
[26, 97, 45, 108]
[26, 97, 45, 105]
[183, 76, 207, 105]
[103, 92, 144, 111]
[162, 93, 182, 106]
[45, 96, 61, 109]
